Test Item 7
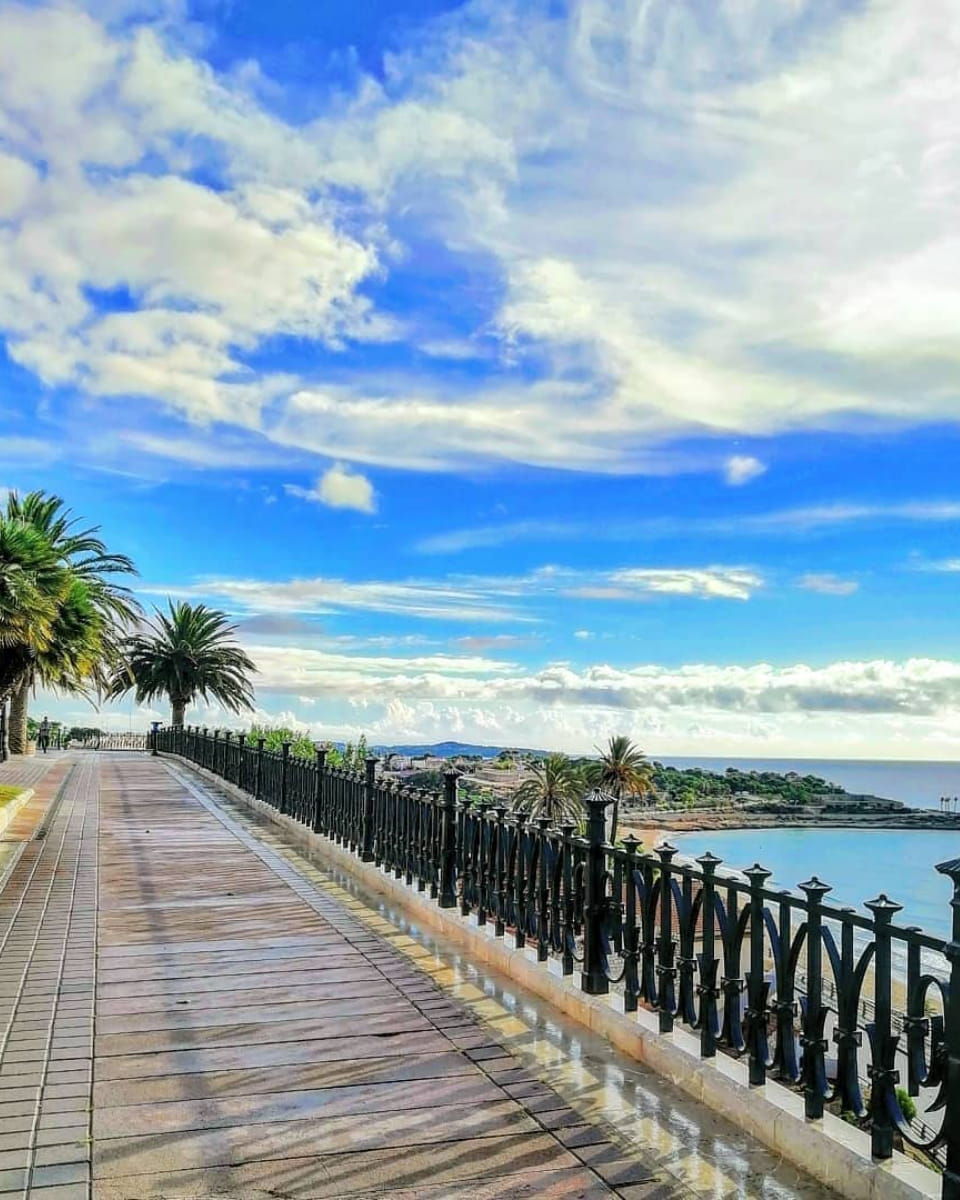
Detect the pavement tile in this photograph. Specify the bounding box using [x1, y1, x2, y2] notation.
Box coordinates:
[93, 1100, 542, 1178]
[29, 1162, 89, 1188]
[0, 1167, 27, 1193]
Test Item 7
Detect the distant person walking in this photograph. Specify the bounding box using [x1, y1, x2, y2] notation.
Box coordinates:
[38, 717, 50, 754]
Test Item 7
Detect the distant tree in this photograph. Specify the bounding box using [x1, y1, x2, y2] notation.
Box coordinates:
[513, 753, 586, 827]
[108, 601, 255, 726]
[586, 735, 654, 843]
[1, 490, 138, 754]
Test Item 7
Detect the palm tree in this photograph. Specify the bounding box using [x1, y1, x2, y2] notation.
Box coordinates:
[587, 735, 654, 843]
[0, 518, 63, 700]
[108, 601, 256, 726]
[2, 491, 139, 752]
[513, 753, 586, 827]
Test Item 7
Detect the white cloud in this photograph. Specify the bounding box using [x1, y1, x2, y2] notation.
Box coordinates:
[0, 3, 386, 436]
[149, 562, 761, 628]
[5, 1, 960, 479]
[919, 559, 960, 573]
[725, 455, 766, 486]
[797, 572, 859, 596]
[602, 566, 762, 601]
[286, 463, 377, 514]
[144, 573, 529, 624]
[573, 629, 593, 640]
[32, 636, 960, 758]
[0, 437, 62, 466]
[173, 652, 960, 757]
[416, 500, 960, 554]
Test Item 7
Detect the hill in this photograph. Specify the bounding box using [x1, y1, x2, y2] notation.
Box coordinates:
[373, 740, 544, 759]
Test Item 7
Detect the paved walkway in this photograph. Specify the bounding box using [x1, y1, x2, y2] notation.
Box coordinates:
[0, 753, 832, 1199]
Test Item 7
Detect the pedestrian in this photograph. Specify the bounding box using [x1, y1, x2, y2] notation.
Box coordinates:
[38, 716, 50, 754]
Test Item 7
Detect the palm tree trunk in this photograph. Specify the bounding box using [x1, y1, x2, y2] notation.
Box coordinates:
[171, 697, 186, 726]
[8, 675, 29, 755]
[0, 647, 34, 703]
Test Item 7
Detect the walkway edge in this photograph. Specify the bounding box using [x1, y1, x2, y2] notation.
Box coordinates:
[0, 786, 34, 837]
[164, 753, 938, 1200]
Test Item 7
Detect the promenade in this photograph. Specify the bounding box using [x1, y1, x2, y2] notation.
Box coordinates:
[0, 752, 831, 1199]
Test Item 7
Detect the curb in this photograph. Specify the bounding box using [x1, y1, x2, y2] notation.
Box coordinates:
[0, 787, 34, 838]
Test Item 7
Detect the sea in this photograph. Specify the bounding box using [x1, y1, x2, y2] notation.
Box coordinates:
[662, 757, 960, 941]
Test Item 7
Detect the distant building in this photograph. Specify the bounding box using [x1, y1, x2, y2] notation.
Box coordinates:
[411, 754, 446, 771]
[384, 753, 412, 772]
[816, 792, 905, 812]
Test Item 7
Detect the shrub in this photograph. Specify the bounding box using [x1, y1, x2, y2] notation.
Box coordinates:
[896, 1088, 917, 1123]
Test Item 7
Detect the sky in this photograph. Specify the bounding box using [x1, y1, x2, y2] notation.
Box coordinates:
[3, 0, 960, 758]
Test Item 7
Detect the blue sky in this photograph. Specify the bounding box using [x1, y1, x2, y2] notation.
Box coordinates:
[4, 0, 960, 757]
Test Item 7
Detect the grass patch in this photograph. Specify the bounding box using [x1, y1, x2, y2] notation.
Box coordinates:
[0, 785, 24, 810]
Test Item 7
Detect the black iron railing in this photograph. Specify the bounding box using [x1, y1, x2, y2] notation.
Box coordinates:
[76, 732, 147, 751]
[157, 724, 960, 1195]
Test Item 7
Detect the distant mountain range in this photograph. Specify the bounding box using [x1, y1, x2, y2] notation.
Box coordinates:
[373, 741, 544, 759]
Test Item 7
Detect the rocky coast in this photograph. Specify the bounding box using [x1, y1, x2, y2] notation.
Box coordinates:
[621, 804, 960, 841]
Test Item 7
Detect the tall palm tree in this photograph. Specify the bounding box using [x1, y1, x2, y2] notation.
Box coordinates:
[587, 735, 654, 843]
[2, 491, 139, 752]
[513, 753, 586, 827]
[108, 601, 256, 726]
[0, 519, 63, 699]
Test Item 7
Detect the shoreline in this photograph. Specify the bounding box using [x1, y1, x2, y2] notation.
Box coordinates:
[621, 806, 960, 844]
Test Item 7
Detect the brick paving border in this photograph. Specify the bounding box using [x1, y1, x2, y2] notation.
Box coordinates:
[0, 754, 98, 1199]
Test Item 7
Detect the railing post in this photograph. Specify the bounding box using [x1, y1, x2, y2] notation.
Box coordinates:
[313, 746, 326, 833]
[696, 851, 722, 1058]
[223, 731, 232, 782]
[936, 858, 960, 1198]
[280, 742, 290, 814]
[512, 812, 527, 949]
[799, 877, 831, 1120]
[460, 797, 474, 917]
[428, 791, 441, 898]
[560, 822, 576, 975]
[581, 791, 609, 996]
[438, 770, 458, 908]
[656, 842, 678, 1030]
[535, 816, 550, 961]
[255, 737, 265, 800]
[494, 808, 508, 935]
[358, 756, 377, 860]
[622, 835, 640, 1011]
[744, 864, 772, 1086]
[236, 733, 245, 789]
[864, 893, 903, 1160]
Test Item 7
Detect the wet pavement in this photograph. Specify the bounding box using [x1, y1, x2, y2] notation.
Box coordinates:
[0, 752, 836, 1198]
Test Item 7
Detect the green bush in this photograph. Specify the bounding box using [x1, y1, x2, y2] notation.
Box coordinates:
[244, 726, 370, 772]
[896, 1088, 917, 1122]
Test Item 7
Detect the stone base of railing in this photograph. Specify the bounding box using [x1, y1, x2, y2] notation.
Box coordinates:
[164, 753, 939, 1200]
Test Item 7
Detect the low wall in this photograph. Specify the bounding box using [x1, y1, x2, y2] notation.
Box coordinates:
[165, 754, 939, 1200]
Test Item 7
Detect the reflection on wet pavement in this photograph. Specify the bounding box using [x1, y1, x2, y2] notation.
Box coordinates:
[206, 783, 836, 1200]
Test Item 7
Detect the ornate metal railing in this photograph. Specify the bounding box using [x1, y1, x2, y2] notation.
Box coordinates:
[157, 724, 960, 1195]
[76, 732, 147, 751]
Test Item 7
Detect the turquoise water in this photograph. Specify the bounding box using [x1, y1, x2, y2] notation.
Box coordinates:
[672, 826, 960, 941]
